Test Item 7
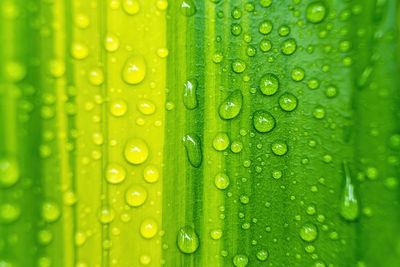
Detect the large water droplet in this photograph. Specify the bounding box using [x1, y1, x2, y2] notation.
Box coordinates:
[122, 55, 146, 85]
[124, 138, 149, 165]
[177, 226, 199, 254]
[218, 90, 243, 120]
[183, 79, 198, 110]
[340, 161, 359, 221]
[182, 134, 202, 167]
[252, 110, 276, 133]
[306, 1, 327, 24]
[180, 0, 197, 17]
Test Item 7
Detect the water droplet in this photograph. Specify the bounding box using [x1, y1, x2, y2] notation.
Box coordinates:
[313, 107, 325, 119]
[0, 203, 20, 223]
[182, 134, 202, 167]
[259, 20, 273, 34]
[272, 170, 282, 179]
[260, 38, 272, 52]
[232, 59, 246, 73]
[177, 226, 199, 254]
[156, 0, 168, 10]
[260, 0, 272, 8]
[256, 249, 269, 261]
[50, 59, 65, 77]
[259, 73, 279, 96]
[252, 110, 276, 133]
[271, 141, 288, 156]
[75, 13, 90, 28]
[231, 140, 243, 153]
[231, 23, 242, 36]
[340, 162, 359, 221]
[210, 229, 223, 240]
[98, 206, 115, 224]
[213, 132, 230, 151]
[143, 165, 159, 183]
[140, 218, 158, 239]
[105, 163, 126, 184]
[110, 99, 128, 117]
[231, 7, 242, 19]
[125, 185, 148, 207]
[104, 33, 120, 52]
[291, 67, 305, 81]
[214, 173, 230, 190]
[122, 55, 146, 85]
[325, 86, 338, 98]
[124, 138, 149, 165]
[0, 157, 19, 188]
[299, 223, 318, 242]
[278, 25, 290, 36]
[281, 38, 297, 55]
[180, 0, 196, 17]
[88, 68, 104, 86]
[42, 202, 61, 223]
[218, 90, 243, 120]
[306, 1, 327, 24]
[279, 93, 298, 111]
[183, 79, 198, 110]
[233, 254, 249, 267]
[71, 42, 89, 60]
[122, 0, 140, 15]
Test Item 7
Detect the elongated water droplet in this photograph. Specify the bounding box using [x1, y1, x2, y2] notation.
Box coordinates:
[340, 161, 359, 221]
[182, 134, 202, 167]
[122, 55, 146, 85]
[218, 90, 243, 120]
[177, 226, 199, 254]
[183, 79, 198, 110]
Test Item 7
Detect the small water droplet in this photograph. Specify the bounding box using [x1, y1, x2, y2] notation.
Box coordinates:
[71, 42, 89, 60]
[140, 218, 158, 239]
[256, 249, 269, 261]
[0, 157, 19, 188]
[183, 79, 198, 110]
[291, 67, 305, 81]
[0, 203, 20, 223]
[252, 110, 276, 133]
[340, 161, 359, 221]
[232, 59, 246, 73]
[122, 55, 146, 85]
[214, 173, 230, 190]
[259, 73, 279, 96]
[124, 138, 149, 165]
[177, 226, 199, 254]
[105, 163, 126, 184]
[143, 165, 159, 183]
[125, 185, 148, 207]
[259, 20, 273, 34]
[110, 99, 128, 117]
[210, 229, 223, 240]
[271, 141, 288, 156]
[306, 1, 327, 24]
[299, 223, 318, 242]
[281, 38, 297, 55]
[233, 254, 249, 267]
[213, 132, 230, 151]
[42, 202, 61, 223]
[218, 90, 243, 120]
[104, 33, 120, 52]
[182, 134, 202, 167]
[122, 0, 140, 15]
[98, 206, 115, 224]
[88, 68, 104, 86]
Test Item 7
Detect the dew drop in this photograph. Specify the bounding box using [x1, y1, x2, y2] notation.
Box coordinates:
[256, 249, 269, 261]
[180, 0, 196, 17]
[291, 67, 305, 81]
[306, 1, 327, 24]
[281, 38, 297, 55]
[0, 203, 20, 224]
[233, 254, 249, 267]
[71, 42, 89, 60]
[259, 20, 273, 35]
[340, 161, 359, 221]
[218, 90, 243, 120]
[0, 157, 19, 188]
[88, 68, 104, 86]
[259, 73, 279, 96]
[183, 79, 198, 110]
[122, 55, 146, 85]
[140, 218, 158, 239]
[252, 110, 276, 133]
[42, 202, 61, 223]
[213, 132, 230, 151]
[125, 185, 148, 207]
[232, 59, 246, 73]
[110, 99, 128, 117]
[124, 138, 149, 165]
[260, 38, 272, 52]
[143, 165, 160, 183]
[214, 173, 230, 190]
[98, 206, 115, 224]
[260, 0, 272, 8]
[299, 223, 318, 242]
[122, 0, 140, 15]
[177, 226, 199, 254]
[105, 163, 126, 184]
[210, 229, 223, 240]
[271, 141, 288, 156]
[279, 93, 298, 111]
[182, 134, 202, 168]
[313, 107, 325, 119]
[104, 33, 120, 52]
